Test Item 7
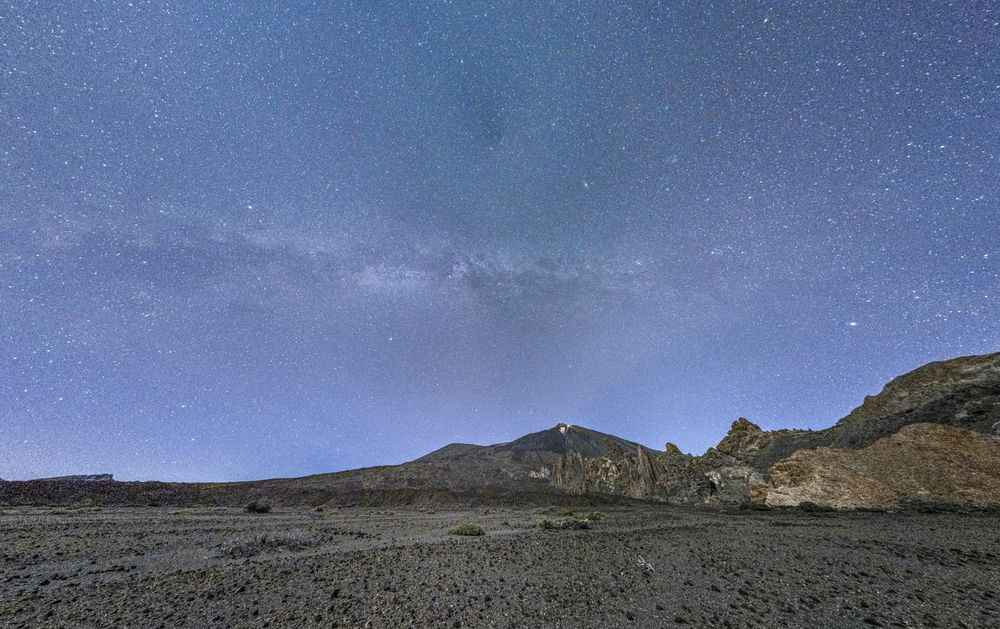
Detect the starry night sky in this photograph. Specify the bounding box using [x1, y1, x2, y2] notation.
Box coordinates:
[2, 1, 998, 481]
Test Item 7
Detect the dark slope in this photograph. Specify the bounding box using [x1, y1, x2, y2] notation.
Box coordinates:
[417, 423, 645, 463]
[0, 424, 651, 508]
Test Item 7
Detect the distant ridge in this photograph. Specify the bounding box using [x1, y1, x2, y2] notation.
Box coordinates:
[36, 474, 114, 483]
[2, 351, 999, 511]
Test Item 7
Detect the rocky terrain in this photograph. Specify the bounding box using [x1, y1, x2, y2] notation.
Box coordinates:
[2, 351, 998, 512]
[2, 504, 999, 628]
[3, 352, 1000, 627]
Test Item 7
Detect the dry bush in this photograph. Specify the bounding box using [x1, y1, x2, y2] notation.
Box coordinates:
[244, 499, 272, 514]
[448, 522, 485, 536]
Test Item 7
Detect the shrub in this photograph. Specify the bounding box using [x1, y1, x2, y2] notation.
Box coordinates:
[216, 530, 323, 557]
[245, 499, 272, 514]
[578, 511, 604, 522]
[448, 522, 485, 536]
[557, 508, 575, 517]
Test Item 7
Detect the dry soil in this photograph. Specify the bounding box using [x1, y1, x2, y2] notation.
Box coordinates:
[1, 505, 998, 628]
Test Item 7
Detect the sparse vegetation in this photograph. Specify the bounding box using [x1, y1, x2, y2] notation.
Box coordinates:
[448, 522, 485, 536]
[245, 499, 272, 514]
[539, 510, 603, 529]
[215, 530, 323, 557]
[539, 516, 591, 530]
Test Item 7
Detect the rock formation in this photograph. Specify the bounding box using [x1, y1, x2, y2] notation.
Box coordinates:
[549, 351, 1000, 508]
[763, 423, 1000, 509]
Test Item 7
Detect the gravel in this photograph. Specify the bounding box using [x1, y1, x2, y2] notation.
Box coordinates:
[1, 505, 998, 627]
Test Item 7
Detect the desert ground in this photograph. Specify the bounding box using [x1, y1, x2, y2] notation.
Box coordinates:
[1, 505, 998, 628]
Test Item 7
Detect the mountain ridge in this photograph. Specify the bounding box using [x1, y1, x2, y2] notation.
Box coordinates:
[2, 350, 998, 510]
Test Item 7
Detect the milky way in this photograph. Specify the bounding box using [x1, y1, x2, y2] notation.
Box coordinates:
[2, 2, 998, 481]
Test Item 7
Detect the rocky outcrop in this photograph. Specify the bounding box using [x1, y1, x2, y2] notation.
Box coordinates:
[551, 351, 1000, 507]
[551, 451, 587, 494]
[836, 353, 1000, 433]
[762, 423, 1000, 509]
[550, 437, 758, 505]
[552, 446, 664, 499]
[713, 418, 766, 457]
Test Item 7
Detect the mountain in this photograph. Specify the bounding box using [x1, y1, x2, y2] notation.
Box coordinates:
[417, 423, 645, 465]
[0, 424, 651, 508]
[2, 351, 998, 510]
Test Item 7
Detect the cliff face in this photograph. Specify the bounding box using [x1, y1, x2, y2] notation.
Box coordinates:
[551, 447, 660, 499]
[550, 432, 757, 505]
[550, 352, 1000, 507]
[551, 446, 712, 503]
[763, 423, 1000, 509]
[836, 353, 1000, 432]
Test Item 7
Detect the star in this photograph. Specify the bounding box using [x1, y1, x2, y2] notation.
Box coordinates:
[2, 1, 995, 481]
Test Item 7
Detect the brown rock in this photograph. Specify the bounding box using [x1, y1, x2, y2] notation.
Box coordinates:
[664, 442, 684, 457]
[714, 419, 765, 457]
[763, 423, 1000, 509]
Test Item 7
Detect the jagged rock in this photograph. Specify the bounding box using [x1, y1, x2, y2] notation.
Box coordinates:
[635, 446, 657, 495]
[552, 451, 587, 494]
[762, 423, 1000, 509]
[552, 445, 663, 499]
[704, 466, 765, 504]
[714, 418, 764, 457]
[664, 442, 684, 457]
